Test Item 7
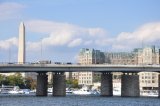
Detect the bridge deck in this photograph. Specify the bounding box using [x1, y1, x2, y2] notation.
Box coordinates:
[0, 64, 160, 72]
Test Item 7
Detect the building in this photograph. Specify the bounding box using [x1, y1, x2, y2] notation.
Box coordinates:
[134, 46, 160, 92]
[78, 48, 105, 64]
[104, 51, 137, 85]
[104, 46, 160, 92]
[65, 72, 72, 80]
[77, 48, 104, 86]
[105, 52, 137, 65]
[139, 72, 159, 91]
[134, 46, 159, 65]
[72, 72, 79, 80]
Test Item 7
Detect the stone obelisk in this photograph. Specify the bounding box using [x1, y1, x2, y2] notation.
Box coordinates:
[18, 22, 25, 64]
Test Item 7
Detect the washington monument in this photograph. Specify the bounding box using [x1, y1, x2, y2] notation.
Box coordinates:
[18, 22, 25, 64]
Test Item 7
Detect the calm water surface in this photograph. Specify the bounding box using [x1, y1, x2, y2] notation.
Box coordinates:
[0, 94, 160, 106]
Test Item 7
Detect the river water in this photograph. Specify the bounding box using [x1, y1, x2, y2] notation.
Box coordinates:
[0, 94, 160, 106]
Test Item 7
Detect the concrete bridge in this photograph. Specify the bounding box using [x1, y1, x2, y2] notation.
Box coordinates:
[1, 64, 160, 72]
[0, 64, 160, 97]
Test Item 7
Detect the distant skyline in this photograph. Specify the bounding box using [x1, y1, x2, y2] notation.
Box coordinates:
[0, 0, 160, 63]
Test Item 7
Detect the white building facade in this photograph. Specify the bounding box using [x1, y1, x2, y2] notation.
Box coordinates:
[77, 48, 104, 86]
[135, 46, 160, 92]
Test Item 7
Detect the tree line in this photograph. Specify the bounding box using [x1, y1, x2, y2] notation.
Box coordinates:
[0, 73, 36, 89]
[0, 73, 79, 89]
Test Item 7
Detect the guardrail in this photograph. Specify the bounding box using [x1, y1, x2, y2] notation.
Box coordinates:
[0, 62, 160, 68]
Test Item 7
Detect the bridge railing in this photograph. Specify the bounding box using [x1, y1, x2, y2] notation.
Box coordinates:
[0, 62, 160, 68]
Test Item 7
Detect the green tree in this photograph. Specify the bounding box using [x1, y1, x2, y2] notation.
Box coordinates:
[6, 73, 24, 86]
[25, 77, 36, 89]
[72, 79, 78, 88]
[66, 79, 78, 88]
[0, 74, 5, 85]
[66, 80, 72, 85]
[93, 75, 101, 82]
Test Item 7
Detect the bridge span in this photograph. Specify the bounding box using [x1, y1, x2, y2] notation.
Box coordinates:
[0, 64, 160, 72]
[0, 64, 160, 97]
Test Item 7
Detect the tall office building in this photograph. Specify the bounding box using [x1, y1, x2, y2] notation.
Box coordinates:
[18, 22, 25, 64]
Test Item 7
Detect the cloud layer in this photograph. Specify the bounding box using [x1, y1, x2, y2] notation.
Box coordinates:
[0, 2, 25, 20]
[0, 37, 18, 49]
[25, 20, 160, 52]
[1, 20, 160, 52]
[110, 22, 160, 51]
[1, 20, 160, 62]
[25, 20, 107, 51]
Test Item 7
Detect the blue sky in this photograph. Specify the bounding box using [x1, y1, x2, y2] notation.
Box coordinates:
[0, 0, 160, 63]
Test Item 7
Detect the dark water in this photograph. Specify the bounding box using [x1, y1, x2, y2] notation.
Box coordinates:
[0, 94, 160, 106]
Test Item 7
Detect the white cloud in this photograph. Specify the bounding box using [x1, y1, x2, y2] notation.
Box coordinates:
[2, 20, 160, 54]
[0, 37, 18, 49]
[0, 2, 25, 20]
[88, 28, 106, 36]
[25, 20, 107, 51]
[25, 20, 160, 52]
[110, 22, 160, 51]
[68, 38, 83, 47]
[26, 41, 41, 51]
[84, 40, 93, 45]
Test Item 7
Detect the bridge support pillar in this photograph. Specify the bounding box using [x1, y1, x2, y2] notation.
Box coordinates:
[121, 73, 139, 97]
[101, 72, 113, 96]
[36, 72, 48, 96]
[53, 72, 66, 96]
